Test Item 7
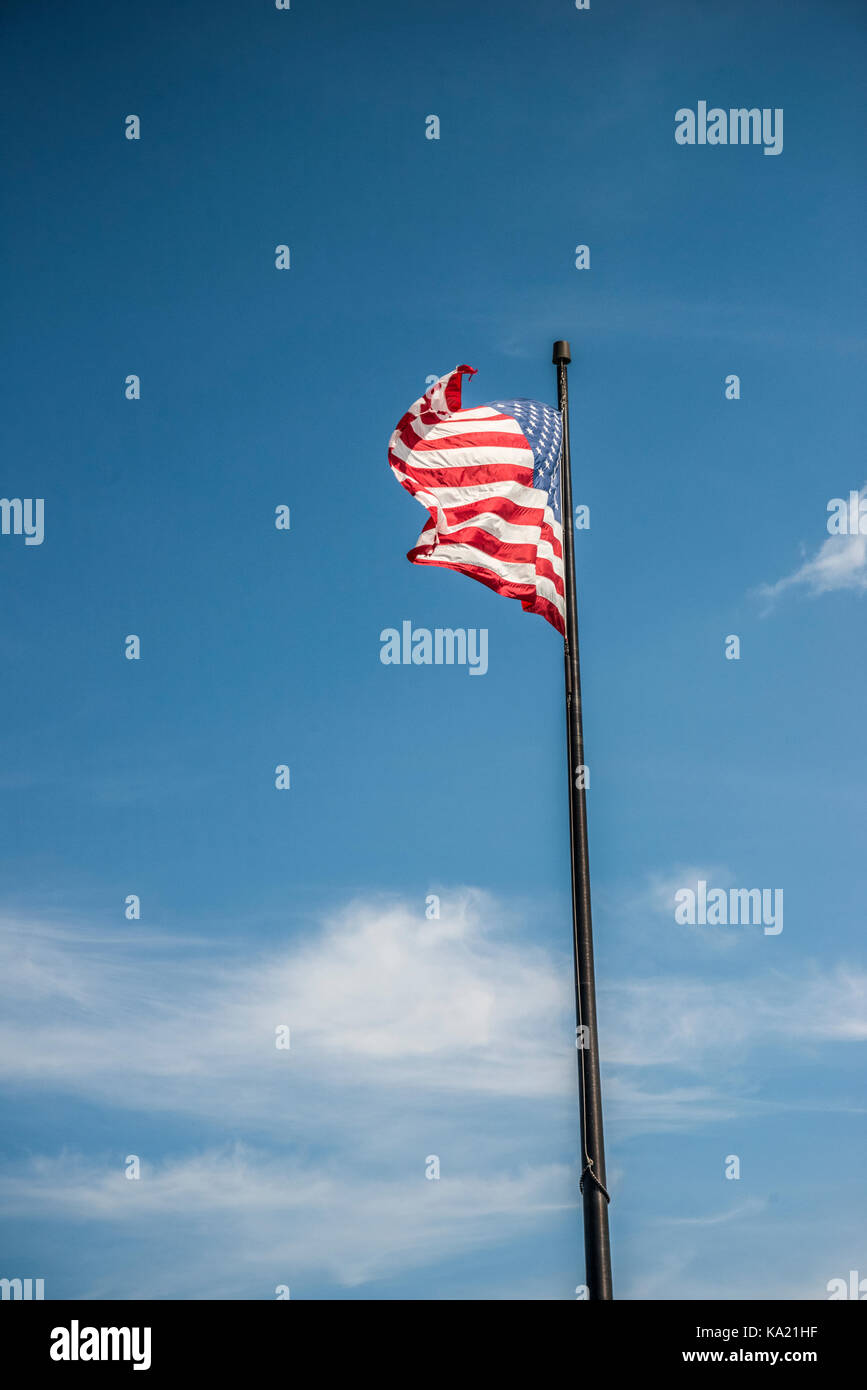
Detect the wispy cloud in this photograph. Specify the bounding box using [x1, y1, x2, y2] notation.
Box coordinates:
[1, 891, 863, 1131]
[0, 892, 572, 1117]
[662, 1198, 769, 1227]
[1, 890, 864, 1296]
[602, 965, 867, 1070]
[756, 485, 867, 606]
[0, 1146, 571, 1295]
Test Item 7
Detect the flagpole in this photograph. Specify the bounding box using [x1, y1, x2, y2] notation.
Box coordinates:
[553, 339, 613, 1300]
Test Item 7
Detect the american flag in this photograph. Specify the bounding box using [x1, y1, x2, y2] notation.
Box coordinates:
[387, 364, 566, 634]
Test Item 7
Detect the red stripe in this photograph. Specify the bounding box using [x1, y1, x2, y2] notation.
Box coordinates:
[445, 500, 562, 561]
[389, 455, 533, 492]
[405, 551, 565, 635]
[539, 520, 563, 560]
[407, 364, 477, 425]
[534, 556, 565, 594]
[433, 524, 545, 567]
[442, 364, 476, 413]
[433, 505, 562, 565]
[522, 593, 566, 635]
[410, 529, 564, 597]
[393, 414, 528, 457]
[443, 496, 544, 527]
[406, 552, 537, 602]
[399, 424, 529, 456]
[390, 364, 565, 636]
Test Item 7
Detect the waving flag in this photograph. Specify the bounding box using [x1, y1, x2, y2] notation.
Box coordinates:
[387, 365, 566, 633]
[386, 344, 613, 1298]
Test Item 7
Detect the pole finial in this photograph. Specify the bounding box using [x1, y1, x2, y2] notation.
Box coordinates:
[552, 340, 571, 364]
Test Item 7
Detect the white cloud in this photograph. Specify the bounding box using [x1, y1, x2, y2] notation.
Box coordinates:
[0, 1147, 572, 1295]
[1, 890, 865, 1297]
[601, 965, 867, 1070]
[0, 893, 863, 1133]
[757, 485, 867, 604]
[663, 1198, 769, 1227]
[0, 892, 572, 1118]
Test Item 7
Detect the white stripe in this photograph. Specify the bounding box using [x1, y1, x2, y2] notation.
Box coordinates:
[414, 507, 563, 567]
[406, 379, 497, 421]
[406, 411, 524, 441]
[537, 540, 563, 568]
[436, 405, 506, 421]
[411, 540, 538, 586]
[394, 370, 566, 620]
[534, 576, 566, 612]
[436, 511, 544, 547]
[412, 540, 565, 615]
[389, 435, 531, 472]
[391, 469, 563, 557]
[390, 471, 548, 514]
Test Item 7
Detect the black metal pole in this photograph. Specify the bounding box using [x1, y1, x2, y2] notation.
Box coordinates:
[553, 339, 613, 1300]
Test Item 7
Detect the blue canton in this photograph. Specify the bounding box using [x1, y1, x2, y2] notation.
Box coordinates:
[486, 399, 563, 523]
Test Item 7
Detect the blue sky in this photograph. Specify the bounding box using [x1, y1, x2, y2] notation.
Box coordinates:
[1, 0, 865, 1299]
